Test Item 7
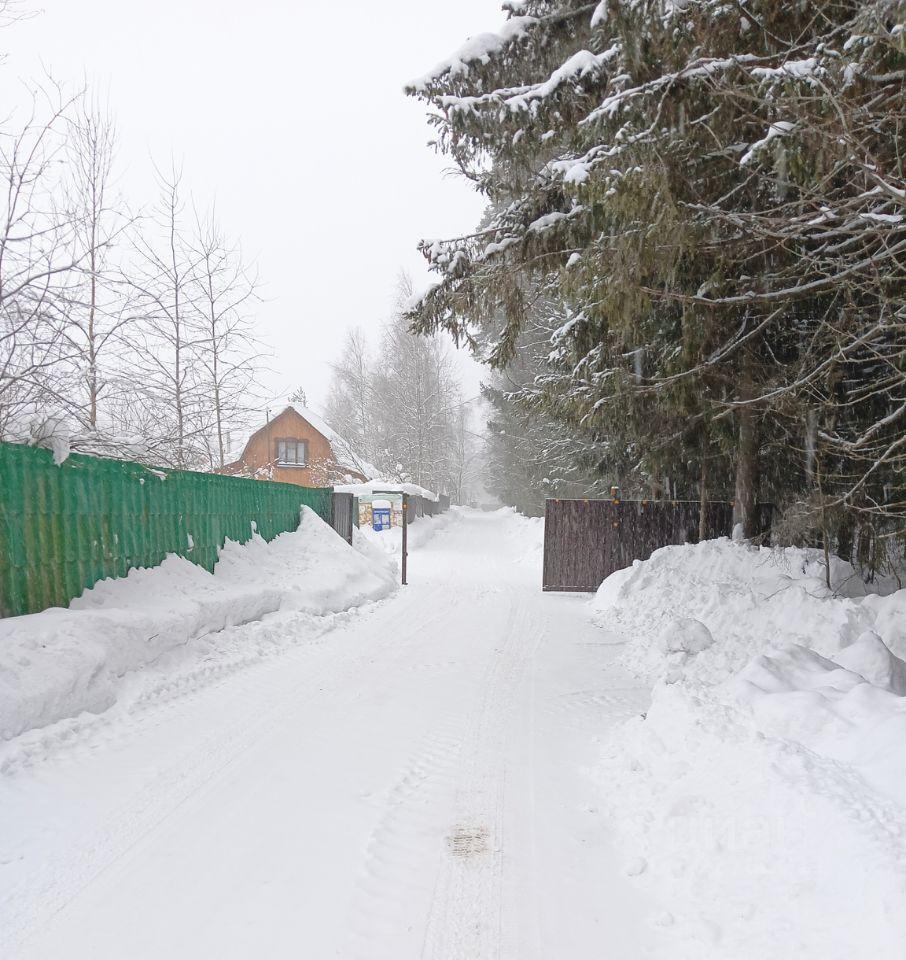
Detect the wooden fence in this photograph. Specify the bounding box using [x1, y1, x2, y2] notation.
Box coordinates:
[358, 492, 450, 528]
[411, 494, 450, 521]
[330, 492, 359, 544]
[542, 498, 773, 592]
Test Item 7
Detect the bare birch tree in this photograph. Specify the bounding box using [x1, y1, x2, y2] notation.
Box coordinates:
[126, 163, 205, 468]
[369, 273, 464, 491]
[324, 273, 469, 496]
[58, 96, 136, 436]
[324, 326, 373, 462]
[190, 207, 263, 470]
[0, 85, 84, 437]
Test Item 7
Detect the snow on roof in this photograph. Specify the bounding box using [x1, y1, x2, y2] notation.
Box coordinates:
[289, 405, 379, 479]
[223, 436, 250, 465]
[333, 479, 440, 503]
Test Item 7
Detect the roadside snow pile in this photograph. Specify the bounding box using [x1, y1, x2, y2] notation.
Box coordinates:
[0, 508, 397, 741]
[594, 537, 905, 683]
[216, 507, 397, 614]
[601, 680, 906, 960]
[501, 508, 544, 566]
[593, 538, 906, 959]
[729, 637, 906, 803]
[0, 558, 280, 741]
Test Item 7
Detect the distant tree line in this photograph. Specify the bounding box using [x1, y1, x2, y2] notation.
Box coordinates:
[0, 8, 264, 470]
[325, 273, 478, 502]
[405, 0, 905, 573]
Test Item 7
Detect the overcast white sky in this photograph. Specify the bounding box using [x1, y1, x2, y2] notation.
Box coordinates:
[8, 0, 501, 413]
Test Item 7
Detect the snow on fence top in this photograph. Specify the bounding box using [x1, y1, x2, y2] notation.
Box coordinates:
[334, 479, 440, 503]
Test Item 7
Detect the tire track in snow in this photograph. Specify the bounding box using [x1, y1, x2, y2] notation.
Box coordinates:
[420, 597, 543, 960]
[545, 685, 650, 731]
[344, 719, 465, 960]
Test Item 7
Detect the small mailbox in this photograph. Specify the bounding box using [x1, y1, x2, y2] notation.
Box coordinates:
[372, 498, 392, 531]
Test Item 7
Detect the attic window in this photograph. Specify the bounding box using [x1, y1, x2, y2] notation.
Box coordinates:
[276, 438, 307, 465]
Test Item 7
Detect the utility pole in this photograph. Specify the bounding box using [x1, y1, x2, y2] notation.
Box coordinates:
[265, 408, 272, 476]
[401, 494, 408, 586]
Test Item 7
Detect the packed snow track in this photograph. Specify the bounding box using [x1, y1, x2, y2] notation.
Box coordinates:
[1, 508, 653, 959]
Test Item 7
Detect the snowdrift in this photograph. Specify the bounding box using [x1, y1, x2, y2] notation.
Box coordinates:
[593, 538, 906, 959]
[0, 508, 397, 741]
[502, 509, 545, 567]
[594, 537, 905, 684]
[215, 507, 398, 614]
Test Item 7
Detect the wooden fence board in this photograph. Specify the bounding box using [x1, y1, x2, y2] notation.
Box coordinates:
[542, 498, 771, 592]
[330, 492, 357, 544]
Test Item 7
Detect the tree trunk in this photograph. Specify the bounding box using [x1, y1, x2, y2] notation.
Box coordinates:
[836, 514, 854, 566]
[698, 428, 708, 542]
[733, 386, 760, 539]
[87, 245, 98, 429]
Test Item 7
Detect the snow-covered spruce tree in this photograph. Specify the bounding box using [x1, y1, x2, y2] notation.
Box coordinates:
[480, 288, 625, 514]
[775, 5, 906, 566]
[405, 0, 905, 543]
[483, 377, 606, 515]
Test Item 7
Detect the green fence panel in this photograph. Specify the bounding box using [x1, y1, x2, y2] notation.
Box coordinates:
[0, 441, 332, 618]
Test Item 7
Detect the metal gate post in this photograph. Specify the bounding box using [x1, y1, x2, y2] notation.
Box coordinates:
[401, 494, 408, 586]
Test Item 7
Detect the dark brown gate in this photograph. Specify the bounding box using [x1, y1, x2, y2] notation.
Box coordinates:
[542, 498, 770, 592]
[330, 492, 358, 544]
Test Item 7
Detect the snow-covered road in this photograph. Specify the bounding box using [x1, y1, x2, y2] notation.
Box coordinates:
[2, 508, 653, 959]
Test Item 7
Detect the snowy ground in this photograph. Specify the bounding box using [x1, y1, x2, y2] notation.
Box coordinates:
[6, 509, 905, 959]
[594, 539, 906, 959]
[1, 507, 658, 959]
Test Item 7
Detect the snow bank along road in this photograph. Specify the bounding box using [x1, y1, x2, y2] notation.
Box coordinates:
[1, 508, 655, 959]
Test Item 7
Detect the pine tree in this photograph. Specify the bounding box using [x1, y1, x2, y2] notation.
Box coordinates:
[406, 0, 905, 554]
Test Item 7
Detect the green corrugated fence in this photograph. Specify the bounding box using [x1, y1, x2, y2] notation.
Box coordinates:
[0, 441, 332, 618]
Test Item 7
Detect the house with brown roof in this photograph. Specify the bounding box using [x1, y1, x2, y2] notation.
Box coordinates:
[222, 405, 376, 487]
